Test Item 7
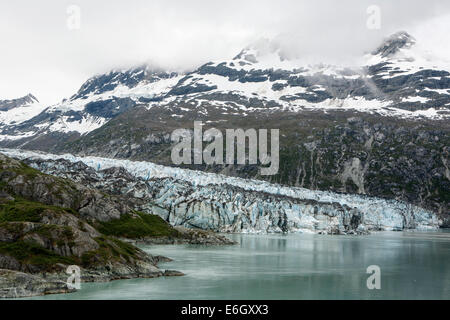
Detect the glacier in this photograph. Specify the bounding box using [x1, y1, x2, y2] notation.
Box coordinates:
[0, 148, 440, 234]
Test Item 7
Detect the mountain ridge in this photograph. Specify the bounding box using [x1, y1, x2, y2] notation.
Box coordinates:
[0, 94, 39, 111]
[0, 31, 449, 147]
[0, 31, 448, 220]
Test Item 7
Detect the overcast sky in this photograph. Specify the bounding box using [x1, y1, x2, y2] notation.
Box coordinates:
[1, 0, 450, 105]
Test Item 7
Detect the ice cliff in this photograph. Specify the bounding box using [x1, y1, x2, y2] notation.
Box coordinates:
[0, 148, 440, 234]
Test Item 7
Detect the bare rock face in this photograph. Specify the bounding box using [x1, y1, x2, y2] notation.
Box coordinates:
[164, 270, 185, 277]
[0, 269, 74, 298]
[0, 256, 22, 272]
[0, 259, 182, 298]
[21, 223, 100, 259]
[0, 215, 100, 271]
[78, 260, 164, 283]
[173, 227, 237, 245]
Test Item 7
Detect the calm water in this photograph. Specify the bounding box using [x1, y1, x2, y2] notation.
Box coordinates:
[28, 231, 450, 300]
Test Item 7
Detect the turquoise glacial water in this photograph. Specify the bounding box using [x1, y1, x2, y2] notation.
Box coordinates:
[27, 231, 450, 300]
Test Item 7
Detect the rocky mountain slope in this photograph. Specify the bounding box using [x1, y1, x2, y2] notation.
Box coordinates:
[0, 31, 448, 220]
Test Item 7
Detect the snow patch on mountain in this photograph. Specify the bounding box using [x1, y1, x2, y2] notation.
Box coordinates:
[0, 95, 47, 125]
[46, 115, 107, 134]
[367, 32, 450, 77]
[50, 75, 183, 114]
[0, 132, 36, 142]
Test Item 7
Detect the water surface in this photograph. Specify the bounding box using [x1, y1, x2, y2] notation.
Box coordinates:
[28, 231, 450, 300]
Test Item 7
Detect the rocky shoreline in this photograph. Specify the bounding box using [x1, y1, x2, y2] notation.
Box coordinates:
[0, 253, 185, 298]
[0, 269, 75, 298]
[0, 250, 189, 298]
[0, 230, 233, 299]
[0, 229, 232, 299]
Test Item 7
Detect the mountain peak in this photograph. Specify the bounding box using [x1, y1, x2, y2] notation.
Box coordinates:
[0, 94, 39, 111]
[71, 64, 179, 100]
[233, 38, 282, 64]
[23, 93, 39, 104]
[372, 31, 416, 58]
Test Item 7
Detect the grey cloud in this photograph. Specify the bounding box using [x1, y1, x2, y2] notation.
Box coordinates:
[0, 0, 449, 104]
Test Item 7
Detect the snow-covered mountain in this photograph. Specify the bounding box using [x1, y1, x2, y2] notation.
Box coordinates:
[0, 31, 448, 221]
[44, 66, 181, 134]
[163, 31, 449, 119]
[0, 94, 47, 142]
[0, 67, 182, 148]
[0, 31, 449, 148]
[0, 93, 39, 112]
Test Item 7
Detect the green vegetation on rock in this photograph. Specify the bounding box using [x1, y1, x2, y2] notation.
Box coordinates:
[0, 240, 77, 268]
[0, 199, 73, 223]
[81, 236, 142, 266]
[97, 211, 180, 239]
